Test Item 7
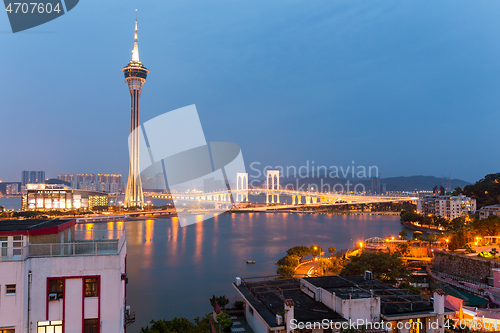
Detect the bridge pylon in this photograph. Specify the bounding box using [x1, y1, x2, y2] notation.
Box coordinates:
[266, 170, 280, 204]
[237, 173, 249, 202]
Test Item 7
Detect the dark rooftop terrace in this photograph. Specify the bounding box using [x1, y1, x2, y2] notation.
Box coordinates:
[234, 278, 346, 328]
[304, 276, 434, 315]
[0, 218, 76, 235]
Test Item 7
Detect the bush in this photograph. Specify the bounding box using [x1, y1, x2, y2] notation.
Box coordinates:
[215, 312, 232, 331]
[234, 300, 244, 310]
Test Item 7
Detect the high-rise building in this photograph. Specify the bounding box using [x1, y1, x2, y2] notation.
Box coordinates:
[58, 174, 75, 182]
[21, 170, 45, 186]
[6, 183, 19, 195]
[76, 174, 96, 183]
[371, 176, 381, 194]
[123, 12, 148, 208]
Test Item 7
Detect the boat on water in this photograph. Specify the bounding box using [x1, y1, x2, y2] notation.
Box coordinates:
[246, 260, 256, 264]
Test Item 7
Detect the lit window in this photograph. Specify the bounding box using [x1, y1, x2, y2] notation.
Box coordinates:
[5, 284, 15, 295]
[38, 321, 62, 333]
[85, 278, 99, 297]
[0, 329, 15, 333]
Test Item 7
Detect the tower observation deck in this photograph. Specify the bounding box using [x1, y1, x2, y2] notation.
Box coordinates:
[122, 11, 149, 208]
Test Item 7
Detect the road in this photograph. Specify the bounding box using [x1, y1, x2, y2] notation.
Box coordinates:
[295, 260, 320, 277]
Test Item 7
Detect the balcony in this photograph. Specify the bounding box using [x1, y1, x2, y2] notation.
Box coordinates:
[0, 231, 125, 261]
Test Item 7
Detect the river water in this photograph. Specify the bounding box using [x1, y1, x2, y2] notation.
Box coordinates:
[0, 197, 409, 332]
[110, 213, 407, 332]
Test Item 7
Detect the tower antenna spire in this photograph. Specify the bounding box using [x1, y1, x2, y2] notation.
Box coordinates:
[123, 9, 149, 209]
[132, 9, 139, 61]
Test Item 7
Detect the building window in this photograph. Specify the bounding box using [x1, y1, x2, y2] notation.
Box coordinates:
[85, 278, 99, 297]
[84, 318, 98, 333]
[49, 279, 64, 299]
[5, 284, 15, 295]
[0, 330, 15, 333]
[13, 236, 23, 256]
[38, 320, 62, 333]
[0, 237, 7, 257]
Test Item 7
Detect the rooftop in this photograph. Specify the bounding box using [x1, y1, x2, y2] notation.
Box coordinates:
[304, 276, 434, 315]
[0, 218, 76, 235]
[234, 278, 346, 328]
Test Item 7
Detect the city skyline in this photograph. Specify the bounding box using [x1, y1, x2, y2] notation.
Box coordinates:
[1, 0, 500, 183]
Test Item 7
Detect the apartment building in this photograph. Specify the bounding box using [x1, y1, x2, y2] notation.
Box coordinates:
[0, 218, 133, 332]
[417, 195, 476, 220]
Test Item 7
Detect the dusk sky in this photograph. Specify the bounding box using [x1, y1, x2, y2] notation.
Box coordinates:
[1, 0, 499, 183]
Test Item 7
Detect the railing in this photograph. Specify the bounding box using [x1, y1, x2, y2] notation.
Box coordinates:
[0, 233, 125, 261]
[29, 240, 120, 258]
[124, 311, 136, 328]
[433, 270, 489, 288]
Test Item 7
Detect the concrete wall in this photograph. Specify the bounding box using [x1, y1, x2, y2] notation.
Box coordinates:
[0, 261, 26, 332]
[0, 244, 126, 332]
[432, 251, 500, 282]
[244, 302, 269, 333]
[29, 249, 126, 333]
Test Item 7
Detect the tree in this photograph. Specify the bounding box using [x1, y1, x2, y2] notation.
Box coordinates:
[140, 314, 211, 333]
[451, 187, 463, 196]
[412, 231, 423, 240]
[340, 252, 409, 284]
[399, 230, 408, 240]
[491, 248, 498, 258]
[215, 312, 232, 331]
[448, 228, 473, 251]
[319, 257, 344, 276]
[473, 215, 500, 236]
[328, 246, 337, 256]
[462, 173, 500, 208]
[310, 245, 323, 258]
[401, 211, 421, 223]
[464, 244, 475, 254]
[426, 234, 438, 244]
[395, 242, 411, 257]
[286, 246, 311, 259]
[276, 255, 300, 268]
[210, 295, 229, 310]
[277, 266, 295, 278]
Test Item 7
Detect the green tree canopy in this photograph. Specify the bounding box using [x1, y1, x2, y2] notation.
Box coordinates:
[339, 252, 409, 284]
[462, 173, 500, 208]
[310, 245, 323, 258]
[276, 255, 300, 268]
[277, 266, 295, 278]
[399, 230, 408, 240]
[140, 315, 211, 333]
[328, 246, 337, 256]
[286, 246, 311, 259]
[473, 215, 500, 236]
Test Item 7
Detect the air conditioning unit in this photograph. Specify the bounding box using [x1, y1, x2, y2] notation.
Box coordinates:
[48, 293, 58, 301]
[125, 305, 131, 316]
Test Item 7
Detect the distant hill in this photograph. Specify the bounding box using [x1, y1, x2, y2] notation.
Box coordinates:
[257, 175, 471, 192]
[461, 173, 500, 208]
[380, 176, 471, 192]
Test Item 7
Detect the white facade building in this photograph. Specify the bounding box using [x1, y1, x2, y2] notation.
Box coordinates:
[479, 204, 500, 220]
[417, 195, 476, 220]
[0, 219, 133, 333]
[234, 274, 454, 333]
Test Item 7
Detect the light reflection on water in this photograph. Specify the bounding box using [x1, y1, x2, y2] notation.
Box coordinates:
[60, 213, 409, 332]
[0, 197, 413, 330]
